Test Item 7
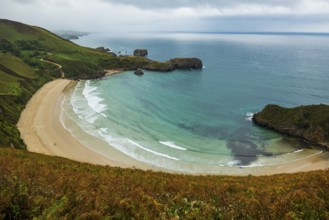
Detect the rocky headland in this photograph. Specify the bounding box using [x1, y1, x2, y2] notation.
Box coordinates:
[142, 57, 203, 72]
[253, 104, 329, 149]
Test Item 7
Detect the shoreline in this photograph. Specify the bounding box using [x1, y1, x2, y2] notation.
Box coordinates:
[104, 69, 124, 76]
[17, 79, 329, 176]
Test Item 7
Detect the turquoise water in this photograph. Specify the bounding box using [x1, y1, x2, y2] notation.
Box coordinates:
[61, 33, 329, 172]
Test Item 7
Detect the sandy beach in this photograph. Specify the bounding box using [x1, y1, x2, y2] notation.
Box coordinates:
[17, 79, 329, 176]
[104, 69, 123, 76]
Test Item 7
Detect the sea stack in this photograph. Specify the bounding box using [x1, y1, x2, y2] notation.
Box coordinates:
[134, 49, 148, 57]
[134, 68, 144, 75]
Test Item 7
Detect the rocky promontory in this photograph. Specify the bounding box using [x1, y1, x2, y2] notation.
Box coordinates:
[142, 57, 203, 72]
[170, 58, 203, 70]
[252, 104, 329, 149]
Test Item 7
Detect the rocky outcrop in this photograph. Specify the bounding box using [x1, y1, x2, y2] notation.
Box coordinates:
[100, 51, 203, 73]
[169, 58, 203, 70]
[96, 47, 116, 56]
[253, 104, 329, 149]
[134, 49, 148, 57]
[143, 58, 203, 72]
[134, 68, 144, 75]
[144, 61, 175, 72]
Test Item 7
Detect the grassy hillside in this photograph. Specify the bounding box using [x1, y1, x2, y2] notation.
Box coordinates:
[1, 148, 329, 219]
[0, 19, 203, 148]
[0, 19, 167, 148]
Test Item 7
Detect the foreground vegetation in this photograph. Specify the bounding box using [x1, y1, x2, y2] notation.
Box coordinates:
[1, 148, 329, 219]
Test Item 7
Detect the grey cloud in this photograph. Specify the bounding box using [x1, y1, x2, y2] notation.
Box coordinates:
[11, 0, 37, 4]
[103, 0, 302, 9]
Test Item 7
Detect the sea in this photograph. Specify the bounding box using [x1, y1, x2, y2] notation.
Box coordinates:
[60, 32, 329, 174]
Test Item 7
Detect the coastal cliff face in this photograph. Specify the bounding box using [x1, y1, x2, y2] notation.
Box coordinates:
[253, 104, 329, 148]
[143, 58, 203, 72]
[170, 58, 203, 70]
[133, 49, 148, 57]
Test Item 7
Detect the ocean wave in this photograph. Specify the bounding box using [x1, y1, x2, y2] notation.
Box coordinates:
[245, 112, 254, 121]
[159, 141, 187, 151]
[128, 139, 179, 161]
[99, 127, 109, 133]
[225, 160, 241, 167]
[82, 80, 108, 117]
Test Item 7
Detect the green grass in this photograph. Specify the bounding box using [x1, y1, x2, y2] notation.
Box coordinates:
[1, 148, 329, 219]
[0, 70, 22, 95]
[0, 19, 113, 147]
[0, 20, 90, 53]
[0, 53, 36, 79]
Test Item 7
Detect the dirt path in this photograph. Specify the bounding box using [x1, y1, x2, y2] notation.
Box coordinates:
[40, 59, 65, 78]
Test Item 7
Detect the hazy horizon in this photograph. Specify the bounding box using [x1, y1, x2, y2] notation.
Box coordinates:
[1, 0, 329, 33]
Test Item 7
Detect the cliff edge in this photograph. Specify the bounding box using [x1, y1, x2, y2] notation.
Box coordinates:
[252, 104, 329, 149]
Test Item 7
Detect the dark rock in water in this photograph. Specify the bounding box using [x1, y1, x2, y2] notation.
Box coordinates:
[134, 68, 144, 75]
[177, 123, 229, 139]
[227, 140, 273, 166]
[96, 47, 116, 56]
[253, 104, 329, 149]
[134, 49, 148, 57]
[169, 58, 203, 70]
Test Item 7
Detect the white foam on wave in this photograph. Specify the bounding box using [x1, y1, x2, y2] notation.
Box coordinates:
[245, 112, 254, 121]
[82, 80, 108, 117]
[226, 160, 241, 167]
[294, 149, 304, 153]
[159, 141, 187, 151]
[128, 139, 180, 161]
[99, 127, 109, 133]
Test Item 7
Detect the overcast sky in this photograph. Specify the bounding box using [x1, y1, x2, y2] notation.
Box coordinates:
[1, 0, 329, 32]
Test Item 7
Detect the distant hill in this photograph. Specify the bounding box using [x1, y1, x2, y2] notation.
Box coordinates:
[53, 30, 89, 40]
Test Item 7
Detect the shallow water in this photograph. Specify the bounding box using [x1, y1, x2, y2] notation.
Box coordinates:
[61, 33, 329, 173]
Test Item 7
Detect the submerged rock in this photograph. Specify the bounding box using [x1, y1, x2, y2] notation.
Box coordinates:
[134, 68, 144, 75]
[253, 104, 329, 149]
[134, 49, 148, 57]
